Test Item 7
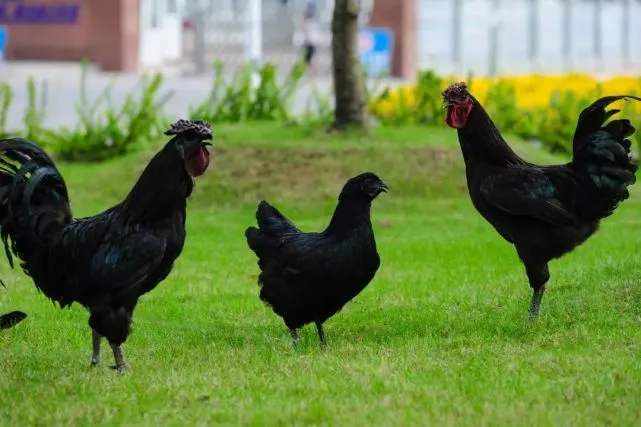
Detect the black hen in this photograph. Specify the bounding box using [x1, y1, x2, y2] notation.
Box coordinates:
[245, 173, 388, 346]
[0, 310, 26, 330]
[443, 82, 639, 319]
[0, 119, 213, 370]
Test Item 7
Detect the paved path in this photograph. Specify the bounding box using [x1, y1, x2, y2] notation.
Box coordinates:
[0, 61, 405, 131]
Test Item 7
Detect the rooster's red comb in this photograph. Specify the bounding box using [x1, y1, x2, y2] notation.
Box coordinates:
[442, 82, 468, 99]
[165, 119, 213, 140]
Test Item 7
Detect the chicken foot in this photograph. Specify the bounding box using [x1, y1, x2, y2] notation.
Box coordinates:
[90, 329, 102, 366]
[109, 343, 126, 373]
[289, 323, 327, 348]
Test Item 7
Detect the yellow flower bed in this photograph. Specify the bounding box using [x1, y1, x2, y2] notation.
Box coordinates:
[370, 74, 641, 120]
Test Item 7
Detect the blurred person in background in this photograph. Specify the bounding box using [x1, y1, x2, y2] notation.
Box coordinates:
[301, 1, 319, 76]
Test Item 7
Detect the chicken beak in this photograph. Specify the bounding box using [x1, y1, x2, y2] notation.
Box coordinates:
[377, 181, 389, 193]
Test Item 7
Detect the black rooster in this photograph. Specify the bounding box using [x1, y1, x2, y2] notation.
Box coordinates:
[0, 119, 213, 371]
[0, 310, 26, 330]
[443, 82, 639, 319]
[245, 173, 388, 346]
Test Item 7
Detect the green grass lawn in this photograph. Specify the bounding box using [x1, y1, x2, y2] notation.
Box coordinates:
[1, 123, 640, 426]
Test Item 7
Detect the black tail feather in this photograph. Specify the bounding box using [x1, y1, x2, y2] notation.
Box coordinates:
[0, 310, 26, 330]
[573, 95, 641, 152]
[246, 201, 301, 266]
[572, 96, 640, 219]
[0, 138, 72, 284]
[255, 200, 299, 237]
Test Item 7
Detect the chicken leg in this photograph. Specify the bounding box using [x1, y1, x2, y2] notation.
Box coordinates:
[315, 321, 327, 346]
[528, 286, 546, 321]
[526, 263, 550, 321]
[90, 329, 102, 366]
[109, 343, 126, 372]
[290, 329, 299, 348]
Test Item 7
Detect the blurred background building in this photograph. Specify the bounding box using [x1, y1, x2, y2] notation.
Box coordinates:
[3, 0, 641, 77]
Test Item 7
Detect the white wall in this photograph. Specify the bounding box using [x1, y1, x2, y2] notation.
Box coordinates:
[139, 0, 184, 67]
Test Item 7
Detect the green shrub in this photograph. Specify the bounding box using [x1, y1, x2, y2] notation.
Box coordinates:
[189, 60, 306, 124]
[0, 82, 13, 139]
[0, 63, 172, 162]
[46, 66, 172, 162]
[370, 71, 641, 157]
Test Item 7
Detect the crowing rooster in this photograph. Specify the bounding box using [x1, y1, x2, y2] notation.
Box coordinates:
[0, 119, 212, 371]
[442, 82, 639, 319]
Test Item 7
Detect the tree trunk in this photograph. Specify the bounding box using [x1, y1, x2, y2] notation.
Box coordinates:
[331, 0, 366, 129]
